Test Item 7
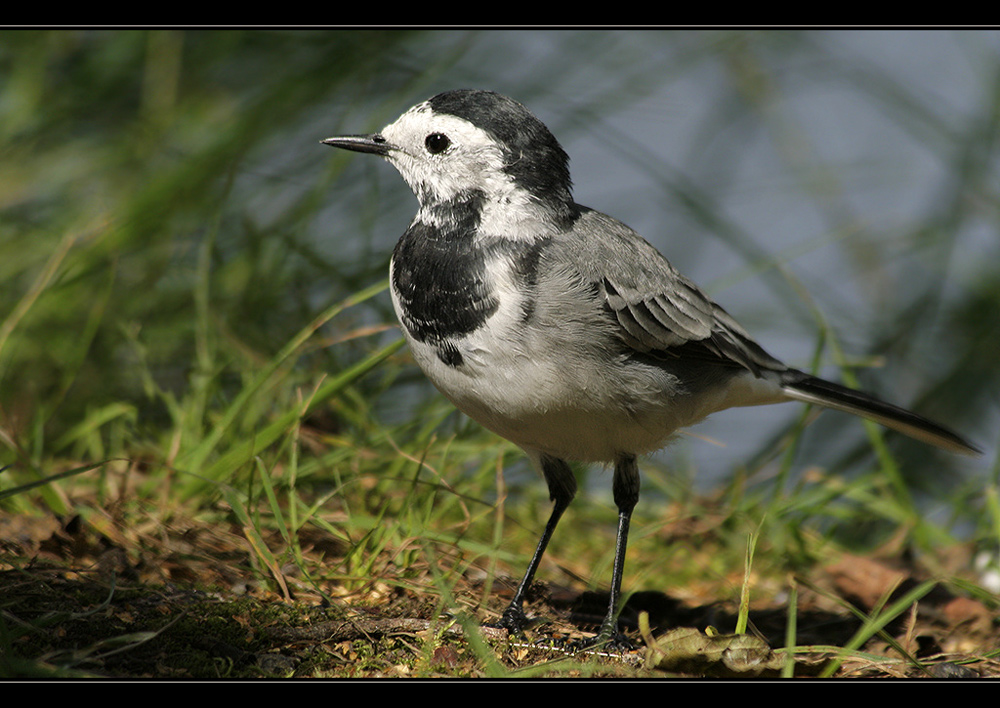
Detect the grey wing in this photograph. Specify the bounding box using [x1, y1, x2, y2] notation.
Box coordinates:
[545, 209, 982, 457]
[565, 209, 787, 377]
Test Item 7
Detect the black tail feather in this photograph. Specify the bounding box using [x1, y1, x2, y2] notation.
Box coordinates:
[781, 371, 981, 456]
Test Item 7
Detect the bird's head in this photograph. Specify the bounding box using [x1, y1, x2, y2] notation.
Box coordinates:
[324, 89, 577, 233]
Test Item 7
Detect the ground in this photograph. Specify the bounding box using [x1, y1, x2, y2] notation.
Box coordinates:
[2, 502, 997, 679]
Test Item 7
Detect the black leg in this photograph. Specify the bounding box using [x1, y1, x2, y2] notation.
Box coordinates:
[592, 453, 639, 648]
[496, 454, 576, 636]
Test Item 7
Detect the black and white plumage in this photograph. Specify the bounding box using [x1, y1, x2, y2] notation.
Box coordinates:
[323, 89, 979, 649]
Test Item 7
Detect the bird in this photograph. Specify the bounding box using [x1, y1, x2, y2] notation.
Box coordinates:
[322, 89, 980, 650]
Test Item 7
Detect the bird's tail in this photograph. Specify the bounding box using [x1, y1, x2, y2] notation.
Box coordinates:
[780, 371, 980, 456]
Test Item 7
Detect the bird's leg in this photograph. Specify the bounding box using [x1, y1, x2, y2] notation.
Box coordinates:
[589, 453, 639, 650]
[495, 455, 576, 637]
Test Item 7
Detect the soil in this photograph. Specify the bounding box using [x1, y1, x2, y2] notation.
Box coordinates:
[2, 508, 997, 679]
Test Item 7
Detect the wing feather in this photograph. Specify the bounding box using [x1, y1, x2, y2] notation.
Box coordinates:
[559, 209, 785, 376]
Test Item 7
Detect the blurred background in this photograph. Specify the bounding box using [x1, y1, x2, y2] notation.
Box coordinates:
[1, 28, 997, 538]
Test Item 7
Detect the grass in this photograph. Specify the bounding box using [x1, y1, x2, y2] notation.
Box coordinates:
[2, 29, 999, 678]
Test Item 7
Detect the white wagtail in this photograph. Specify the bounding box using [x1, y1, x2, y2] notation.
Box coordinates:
[323, 89, 980, 649]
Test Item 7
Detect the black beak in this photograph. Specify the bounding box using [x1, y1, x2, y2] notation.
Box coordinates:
[321, 133, 392, 156]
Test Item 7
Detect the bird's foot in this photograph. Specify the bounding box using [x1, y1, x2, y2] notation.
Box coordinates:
[487, 604, 636, 655]
[568, 628, 637, 655]
[486, 603, 532, 639]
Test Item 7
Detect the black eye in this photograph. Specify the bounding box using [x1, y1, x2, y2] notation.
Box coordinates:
[425, 133, 451, 154]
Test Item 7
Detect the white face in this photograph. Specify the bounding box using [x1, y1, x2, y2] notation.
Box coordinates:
[381, 101, 517, 206]
[380, 101, 560, 239]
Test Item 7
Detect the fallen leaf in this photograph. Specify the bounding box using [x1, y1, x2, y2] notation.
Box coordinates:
[643, 625, 785, 677]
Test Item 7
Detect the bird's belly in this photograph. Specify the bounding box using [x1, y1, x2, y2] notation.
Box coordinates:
[401, 326, 721, 463]
[390, 246, 786, 463]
